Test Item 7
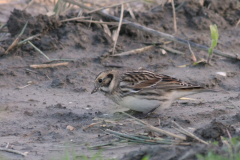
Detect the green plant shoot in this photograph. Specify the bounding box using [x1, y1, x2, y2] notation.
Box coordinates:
[208, 24, 219, 57]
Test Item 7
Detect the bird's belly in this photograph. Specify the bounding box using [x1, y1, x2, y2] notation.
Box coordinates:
[120, 96, 161, 113]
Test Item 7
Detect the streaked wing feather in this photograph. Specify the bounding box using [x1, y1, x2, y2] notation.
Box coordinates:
[120, 71, 203, 91]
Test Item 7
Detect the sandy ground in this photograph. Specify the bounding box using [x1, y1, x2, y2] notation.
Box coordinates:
[0, 0, 240, 159]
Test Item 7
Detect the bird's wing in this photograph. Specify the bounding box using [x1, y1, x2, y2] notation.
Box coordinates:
[120, 70, 203, 91]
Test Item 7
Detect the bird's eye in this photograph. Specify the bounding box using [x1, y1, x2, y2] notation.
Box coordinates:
[98, 79, 102, 83]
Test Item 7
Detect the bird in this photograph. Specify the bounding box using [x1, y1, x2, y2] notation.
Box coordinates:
[91, 70, 211, 116]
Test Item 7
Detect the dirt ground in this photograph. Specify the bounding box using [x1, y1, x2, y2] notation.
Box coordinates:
[0, 0, 240, 160]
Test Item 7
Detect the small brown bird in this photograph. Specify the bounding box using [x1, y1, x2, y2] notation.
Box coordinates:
[91, 70, 210, 115]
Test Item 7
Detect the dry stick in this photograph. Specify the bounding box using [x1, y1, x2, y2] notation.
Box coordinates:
[112, 4, 124, 55]
[171, 0, 177, 34]
[171, 121, 208, 145]
[82, 122, 102, 131]
[102, 63, 124, 68]
[77, 8, 83, 17]
[27, 41, 50, 61]
[88, 16, 93, 28]
[0, 148, 28, 156]
[5, 21, 28, 54]
[63, 0, 238, 60]
[161, 45, 185, 55]
[126, 3, 136, 19]
[59, 16, 90, 22]
[226, 129, 232, 140]
[87, 0, 137, 14]
[112, 45, 154, 57]
[187, 42, 197, 62]
[175, 1, 186, 11]
[55, 0, 66, 19]
[146, 125, 186, 141]
[30, 62, 69, 69]
[47, 59, 75, 63]
[89, 142, 114, 149]
[26, 69, 38, 74]
[171, 125, 190, 136]
[61, 4, 73, 15]
[76, 20, 128, 25]
[235, 19, 240, 27]
[100, 19, 112, 37]
[122, 112, 186, 140]
[23, 0, 35, 11]
[16, 83, 32, 90]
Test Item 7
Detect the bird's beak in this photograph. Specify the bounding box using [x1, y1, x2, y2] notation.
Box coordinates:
[91, 87, 99, 94]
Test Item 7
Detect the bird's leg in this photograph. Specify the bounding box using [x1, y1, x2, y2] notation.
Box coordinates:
[135, 107, 159, 119]
[154, 99, 173, 114]
[143, 99, 174, 118]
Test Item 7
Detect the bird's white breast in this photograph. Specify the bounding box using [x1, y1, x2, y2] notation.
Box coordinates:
[120, 96, 161, 113]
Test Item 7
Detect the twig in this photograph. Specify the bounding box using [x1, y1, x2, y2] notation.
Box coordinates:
[88, 16, 93, 28]
[23, 0, 35, 11]
[22, 130, 39, 138]
[0, 148, 28, 156]
[175, 1, 185, 11]
[100, 19, 111, 37]
[5, 21, 28, 54]
[171, 0, 177, 34]
[87, 0, 137, 14]
[30, 62, 69, 69]
[82, 122, 102, 131]
[171, 121, 209, 145]
[76, 20, 128, 25]
[161, 45, 185, 55]
[226, 129, 232, 140]
[102, 63, 124, 68]
[26, 69, 38, 74]
[111, 45, 154, 57]
[235, 19, 240, 28]
[77, 8, 83, 17]
[146, 124, 186, 140]
[59, 16, 90, 22]
[171, 122, 193, 137]
[64, 0, 238, 60]
[16, 81, 34, 90]
[47, 59, 75, 63]
[126, 3, 136, 19]
[112, 4, 124, 55]
[61, 3, 73, 15]
[141, 42, 164, 45]
[89, 142, 114, 149]
[187, 42, 197, 62]
[122, 112, 186, 140]
[5, 142, 9, 148]
[27, 41, 50, 61]
[45, 74, 51, 80]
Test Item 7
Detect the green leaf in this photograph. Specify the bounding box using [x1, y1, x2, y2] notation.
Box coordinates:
[142, 155, 151, 160]
[212, 140, 219, 146]
[208, 24, 219, 56]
